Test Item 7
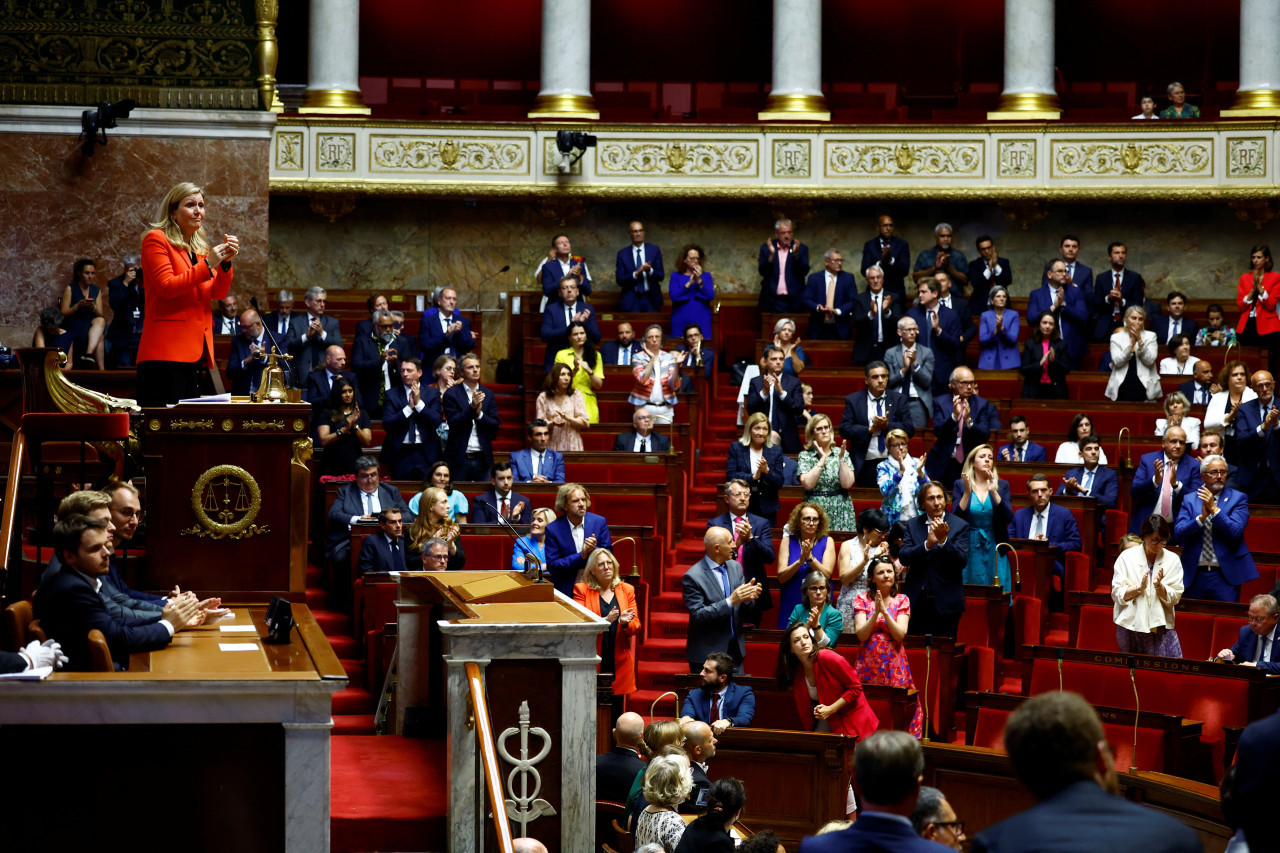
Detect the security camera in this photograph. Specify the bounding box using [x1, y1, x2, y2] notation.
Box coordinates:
[79, 99, 137, 156]
[555, 130, 597, 167]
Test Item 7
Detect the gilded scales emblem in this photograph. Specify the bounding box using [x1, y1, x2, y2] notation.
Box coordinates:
[178, 464, 270, 540]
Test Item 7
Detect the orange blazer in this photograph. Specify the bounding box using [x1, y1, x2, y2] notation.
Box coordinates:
[573, 581, 641, 695]
[1237, 270, 1280, 337]
[137, 229, 233, 366]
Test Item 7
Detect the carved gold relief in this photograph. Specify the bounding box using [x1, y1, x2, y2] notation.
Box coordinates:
[171, 419, 214, 431]
[276, 131, 303, 171]
[825, 140, 983, 178]
[292, 419, 306, 432]
[1051, 139, 1213, 177]
[180, 464, 268, 539]
[317, 133, 356, 172]
[998, 140, 1037, 178]
[370, 135, 530, 174]
[772, 140, 811, 179]
[291, 437, 313, 471]
[596, 140, 757, 177]
[1228, 138, 1267, 178]
[242, 419, 284, 430]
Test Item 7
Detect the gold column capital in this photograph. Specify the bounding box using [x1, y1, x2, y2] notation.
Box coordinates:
[758, 93, 831, 122]
[988, 92, 1062, 121]
[1221, 89, 1280, 117]
[528, 93, 600, 120]
[299, 88, 371, 116]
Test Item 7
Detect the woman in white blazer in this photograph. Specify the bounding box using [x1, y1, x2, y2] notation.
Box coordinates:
[1111, 515, 1183, 658]
[1105, 306, 1161, 402]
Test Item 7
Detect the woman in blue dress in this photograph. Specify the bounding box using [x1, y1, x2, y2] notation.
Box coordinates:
[669, 244, 714, 339]
[977, 285, 1021, 370]
[59, 258, 107, 368]
[951, 444, 1012, 590]
[776, 501, 835, 629]
[512, 507, 555, 576]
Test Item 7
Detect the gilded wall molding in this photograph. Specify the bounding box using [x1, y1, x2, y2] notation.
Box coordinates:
[1050, 139, 1213, 178]
[370, 134, 530, 175]
[825, 139, 983, 178]
[595, 139, 757, 177]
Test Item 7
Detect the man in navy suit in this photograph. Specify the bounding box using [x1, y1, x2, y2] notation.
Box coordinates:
[899, 482, 969, 638]
[997, 416, 1047, 463]
[800, 731, 953, 853]
[802, 248, 857, 340]
[926, 367, 1001, 485]
[1091, 242, 1147, 340]
[746, 346, 805, 453]
[381, 358, 441, 481]
[757, 219, 809, 313]
[1009, 475, 1082, 578]
[612, 406, 671, 453]
[913, 222, 970, 295]
[1179, 360, 1218, 408]
[972, 692, 1200, 853]
[357, 507, 409, 574]
[213, 294, 239, 335]
[677, 324, 714, 381]
[970, 235, 1012, 308]
[1198, 430, 1240, 489]
[861, 214, 911, 300]
[443, 353, 500, 482]
[934, 272, 974, 355]
[289, 286, 344, 375]
[262, 288, 298, 346]
[615, 221, 665, 312]
[353, 309, 415, 412]
[1041, 234, 1093, 293]
[1151, 291, 1199, 346]
[840, 361, 914, 486]
[510, 420, 565, 483]
[682, 527, 762, 673]
[1233, 370, 1280, 502]
[1056, 435, 1120, 510]
[853, 265, 901, 364]
[1173, 455, 1258, 602]
[544, 484, 612, 596]
[351, 293, 386, 342]
[707, 479, 776, 622]
[680, 651, 756, 732]
[304, 344, 358, 411]
[1028, 258, 1091, 365]
[600, 322, 641, 367]
[417, 286, 475, 368]
[1217, 594, 1280, 671]
[471, 462, 533, 525]
[226, 309, 270, 396]
[1130, 426, 1201, 533]
[906, 277, 964, 396]
[911, 787, 969, 851]
[540, 275, 601, 370]
[326, 455, 413, 568]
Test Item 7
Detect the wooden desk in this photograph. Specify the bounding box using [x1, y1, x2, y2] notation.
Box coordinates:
[0, 605, 345, 853]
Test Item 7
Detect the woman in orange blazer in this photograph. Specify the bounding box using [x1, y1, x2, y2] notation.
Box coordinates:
[136, 181, 239, 407]
[573, 548, 641, 723]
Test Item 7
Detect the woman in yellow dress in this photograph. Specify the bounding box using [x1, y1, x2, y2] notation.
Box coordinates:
[554, 320, 604, 424]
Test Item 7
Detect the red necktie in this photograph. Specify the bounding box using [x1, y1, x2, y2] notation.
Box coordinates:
[709, 693, 720, 724]
[501, 497, 509, 519]
[1113, 272, 1123, 319]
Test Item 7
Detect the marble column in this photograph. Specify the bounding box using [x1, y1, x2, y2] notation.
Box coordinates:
[300, 0, 370, 115]
[758, 0, 830, 121]
[528, 0, 599, 120]
[988, 0, 1062, 120]
[284, 721, 333, 853]
[1224, 0, 1280, 116]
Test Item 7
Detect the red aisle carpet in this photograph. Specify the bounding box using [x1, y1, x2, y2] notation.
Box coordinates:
[331, 735, 448, 852]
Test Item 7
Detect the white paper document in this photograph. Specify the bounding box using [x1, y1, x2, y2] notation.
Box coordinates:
[0, 666, 52, 680]
[219, 625, 257, 633]
[218, 643, 260, 652]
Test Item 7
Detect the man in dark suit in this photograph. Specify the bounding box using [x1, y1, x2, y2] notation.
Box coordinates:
[1091, 242, 1147, 340]
[899, 481, 969, 638]
[596, 711, 646, 805]
[540, 275, 601, 370]
[600, 321, 642, 367]
[906, 277, 964, 396]
[680, 651, 757, 732]
[1173, 455, 1257, 602]
[443, 353, 500, 482]
[417, 286, 475, 368]
[972, 693, 1200, 853]
[326, 455, 413, 568]
[544, 483, 612, 596]
[352, 309, 415, 412]
[757, 218, 809, 312]
[615, 220, 665, 312]
[860, 214, 911, 300]
[746, 345, 805, 453]
[677, 324, 714, 382]
[681, 721, 716, 812]
[1041, 234, 1093, 293]
[934, 272, 974, 354]
[351, 293, 386, 343]
[1028, 258, 1091, 366]
[213, 294, 239, 335]
[1233, 370, 1280, 502]
[1217, 594, 1280, 671]
[381, 357, 441, 481]
[289, 285, 344, 375]
[912, 222, 970, 295]
[707, 479, 776, 623]
[510, 420, 565, 483]
[357, 506, 409, 575]
[840, 361, 914, 486]
[612, 406, 671, 453]
[682, 527, 762, 673]
[262, 287, 297, 345]
[1230, 687, 1280, 853]
[1198, 430, 1240, 489]
[911, 787, 969, 851]
[1009, 475, 1082, 578]
[1179, 360, 1218, 408]
[800, 732, 953, 853]
[1129, 426, 1201, 533]
[303, 345, 357, 411]
[925, 367, 1001, 485]
[471, 462, 533, 525]
[802, 248, 857, 340]
[970, 235, 1012, 308]
[997, 416, 1047, 463]
[1151, 291, 1199, 346]
[226, 309, 269, 396]
[853, 265, 901, 365]
[1056, 435, 1120, 510]
[885, 315, 933, 430]
[106, 254, 144, 367]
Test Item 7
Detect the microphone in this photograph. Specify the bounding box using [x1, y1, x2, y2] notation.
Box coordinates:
[473, 265, 511, 309]
[921, 633, 933, 743]
[1056, 646, 1064, 692]
[481, 498, 544, 583]
[1127, 654, 1140, 773]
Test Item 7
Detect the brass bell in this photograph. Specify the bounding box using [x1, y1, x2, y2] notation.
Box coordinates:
[252, 349, 292, 403]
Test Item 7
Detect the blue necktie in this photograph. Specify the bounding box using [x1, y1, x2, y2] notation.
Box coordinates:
[717, 564, 734, 638]
[875, 397, 886, 453]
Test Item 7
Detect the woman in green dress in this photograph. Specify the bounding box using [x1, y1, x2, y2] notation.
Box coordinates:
[797, 414, 856, 532]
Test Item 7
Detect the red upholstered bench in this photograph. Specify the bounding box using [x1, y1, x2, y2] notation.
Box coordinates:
[1076, 605, 1122, 653]
[331, 735, 447, 853]
[971, 706, 1170, 773]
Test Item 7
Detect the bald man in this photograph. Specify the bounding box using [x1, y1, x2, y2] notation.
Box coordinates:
[303, 343, 357, 410]
[682, 527, 761, 672]
[512, 839, 548, 853]
[227, 309, 268, 396]
[598, 711, 646, 804]
[681, 720, 717, 810]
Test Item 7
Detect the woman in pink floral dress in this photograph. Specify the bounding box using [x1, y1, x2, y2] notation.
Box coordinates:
[851, 555, 924, 738]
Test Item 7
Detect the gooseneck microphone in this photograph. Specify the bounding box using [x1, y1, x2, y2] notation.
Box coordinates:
[1127, 654, 1140, 773]
[921, 633, 933, 743]
[1056, 646, 1065, 692]
[482, 500, 543, 583]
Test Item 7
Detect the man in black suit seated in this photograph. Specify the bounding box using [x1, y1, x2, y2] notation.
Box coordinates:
[290, 285, 344, 375]
[971, 235, 1012, 308]
[747, 346, 805, 453]
[472, 462, 533, 524]
[596, 711, 646, 805]
[613, 406, 670, 453]
[600, 321, 641, 367]
[840, 360, 914, 487]
[36, 516, 202, 670]
[326, 455, 413, 569]
[227, 308, 270, 396]
[1056, 435, 1120, 510]
[357, 506, 408, 575]
[707, 479, 775, 624]
[304, 345, 358, 411]
[972, 692, 1200, 853]
[213, 293, 239, 335]
[899, 481, 969, 638]
[444, 352, 500, 482]
[680, 720, 717, 812]
[1215, 593, 1280, 671]
[1179, 359, 1218, 408]
[381, 357, 441, 481]
[677, 324, 714, 382]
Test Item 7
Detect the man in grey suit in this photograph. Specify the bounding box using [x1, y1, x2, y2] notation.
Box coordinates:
[289, 285, 344, 376]
[885, 315, 934, 430]
[681, 527, 763, 673]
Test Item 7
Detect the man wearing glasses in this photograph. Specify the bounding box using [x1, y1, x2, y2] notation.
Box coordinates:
[1216, 594, 1280, 671]
[419, 537, 453, 571]
[326, 456, 412, 570]
[924, 367, 1000, 486]
[911, 787, 966, 851]
[1173, 454, 1257, 602]
[616, 221, 665, 312]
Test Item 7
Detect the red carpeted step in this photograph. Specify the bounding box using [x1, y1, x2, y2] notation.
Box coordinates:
[306, 586, 331, 611]
[342, 658, 367, 690]
[637, 660, 695, 693]
[332, 714, 377, 736]
[328, 634, 362, 661]
[650, 592, 690, 613]
[636, 637, 688, 664]
[313, 609, 352, 637]
[331, 735, 447, 853]
[306, 565, 326, 588]
[648, 611, 689, 640]
[333, 686, 377, 716]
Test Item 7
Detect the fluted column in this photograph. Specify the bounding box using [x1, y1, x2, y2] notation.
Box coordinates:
[758, 0, 830, 121]
[988, 0, 1061, 120]
[528, 0, 599, 120]
[299, 0, 370, 115]
[1224, 0, 1280, 116]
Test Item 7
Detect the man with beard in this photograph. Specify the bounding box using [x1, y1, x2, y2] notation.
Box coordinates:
[1172, 454, 1258, 602]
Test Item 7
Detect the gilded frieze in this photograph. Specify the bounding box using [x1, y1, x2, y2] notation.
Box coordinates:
[824, 140, 983, 178]
[596, 140, 758, 177]
[275, 130, 303, 170]
[370, 135, 530, 175]
[1228, 138, 1267, 178]
[1051, 139, 1213, 177]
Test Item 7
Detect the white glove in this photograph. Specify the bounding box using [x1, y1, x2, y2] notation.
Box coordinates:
[20, 639, 68, 671]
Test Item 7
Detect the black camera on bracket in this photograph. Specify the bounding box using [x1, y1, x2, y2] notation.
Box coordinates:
[80, 99, 137, 157]
[554, 130, 597, 172]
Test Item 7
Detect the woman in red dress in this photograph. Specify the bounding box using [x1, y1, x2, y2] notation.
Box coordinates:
[774, 621, 878, 739]
[852, 556, 924, 738]
[1237, 244, 1280, 372]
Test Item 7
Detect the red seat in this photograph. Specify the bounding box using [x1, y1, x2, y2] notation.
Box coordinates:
[1075, 606, 1120, 653]
[1174, 612, 1215, 661]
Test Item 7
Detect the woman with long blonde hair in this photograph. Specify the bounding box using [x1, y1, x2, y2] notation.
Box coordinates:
[407, 486, 465, 570]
